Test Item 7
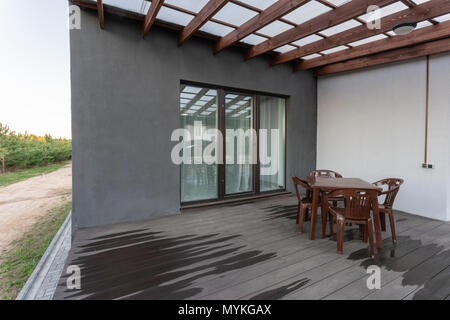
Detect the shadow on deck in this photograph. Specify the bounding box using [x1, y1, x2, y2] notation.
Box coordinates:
[54, 195, 450, 300]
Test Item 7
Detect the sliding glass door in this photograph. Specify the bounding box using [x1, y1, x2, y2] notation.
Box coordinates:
[180, 86, 219, 202]
[179, 84, 286, 204]
[259, 96, 286, 192]
[225, 93, 254, 195]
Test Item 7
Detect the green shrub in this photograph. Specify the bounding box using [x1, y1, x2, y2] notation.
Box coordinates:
[0, 123, 71, 171]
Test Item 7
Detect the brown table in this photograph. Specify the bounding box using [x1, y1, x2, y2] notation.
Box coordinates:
[306, 176, 383, 248]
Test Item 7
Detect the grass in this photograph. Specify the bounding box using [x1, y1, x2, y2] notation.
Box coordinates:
[0, 198, 72, 300]
[0, 161, 70, 188]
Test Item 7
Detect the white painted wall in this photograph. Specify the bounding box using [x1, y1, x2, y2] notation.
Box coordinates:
[317, 53, 450, 221]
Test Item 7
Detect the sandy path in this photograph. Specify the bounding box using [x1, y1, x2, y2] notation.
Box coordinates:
[0, 163, 72, 252]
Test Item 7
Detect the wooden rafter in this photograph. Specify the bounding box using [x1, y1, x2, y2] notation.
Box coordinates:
[213, 0, 309, 54]
[143, 0, 164, 38]
[400, 0, 415, 7]
[97, 0, 104, 29]
[295, 20, 450, 71]
[178, 0, 229, 46]
[74, 0, 450, 72]
[273, 0, 450, 65]
[245, 0, 397, 60]
[400, 0, 436, 26]
[315, 37, 450, 76]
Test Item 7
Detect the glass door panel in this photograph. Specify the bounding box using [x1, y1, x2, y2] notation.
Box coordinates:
[224, 93, 254, 195]
[180, 85, 218, 202]
[259, 96, 286, 192]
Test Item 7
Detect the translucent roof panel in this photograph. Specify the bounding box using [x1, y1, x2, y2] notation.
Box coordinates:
[257, 20, 294, 37]
[292, 34, 324, 47]
[320, 19, 361, 37]
[156, 6, 194, 26]
[358, 1, 408, 22]
[327, 0, 352, 6]
[213, 2, 258, 27]
[321, 46, 349, 55]
[240, 34, 267, 46]
[238, 0, 279, 10]
[164, 0, 210, 13]
[415, 20, 433, 29]
[302, 53, 322, 60]
[274, 44, 297, 53]
[434, 13, 450, 22]
[199, 21, 235, 37]
[283, 1, 332, 25]
[348, 34, 387, 47]
[103, 0, 148, 14]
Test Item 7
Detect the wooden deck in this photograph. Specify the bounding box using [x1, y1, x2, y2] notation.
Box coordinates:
[53, 194, 450, 300]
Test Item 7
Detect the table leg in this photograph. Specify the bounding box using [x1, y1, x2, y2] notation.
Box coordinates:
[372, 204, 383, 249]
[309, 188, 319, 240]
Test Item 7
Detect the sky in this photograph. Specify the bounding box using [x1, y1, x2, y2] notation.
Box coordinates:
[0, 0, 71, 138]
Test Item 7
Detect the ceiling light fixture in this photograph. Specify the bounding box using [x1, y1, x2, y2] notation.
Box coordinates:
[392, 22, 417, 35]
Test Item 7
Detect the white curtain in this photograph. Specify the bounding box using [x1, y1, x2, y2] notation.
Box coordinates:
[259, 96, 286, 192]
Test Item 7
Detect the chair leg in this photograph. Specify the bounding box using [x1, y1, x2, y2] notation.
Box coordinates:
[363, 224, 369, 243]
[367, 219, 375, 259]
[296, 203, 300, 224]
[379, 212, 386, 231]
[329, 213, 334, 239]
[336, 217, 345, 254]
[359, 225, 365, 241]
[388, 210, 397, 244]
[298, 206, 307, 233]
[321, 208, 328, 239]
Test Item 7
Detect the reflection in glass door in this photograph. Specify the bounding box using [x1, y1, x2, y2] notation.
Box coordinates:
[179, 84, 287, 204]
[180, 85, 218, 202]
[224, 93, 254, 195]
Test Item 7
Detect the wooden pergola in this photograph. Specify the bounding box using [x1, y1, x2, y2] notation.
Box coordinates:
[74, 0, 450, 75]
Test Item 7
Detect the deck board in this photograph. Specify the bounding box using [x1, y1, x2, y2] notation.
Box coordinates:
[53, 195, 450, 300]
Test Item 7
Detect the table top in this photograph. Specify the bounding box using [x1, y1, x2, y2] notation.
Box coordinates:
[306, 177, 382, 191]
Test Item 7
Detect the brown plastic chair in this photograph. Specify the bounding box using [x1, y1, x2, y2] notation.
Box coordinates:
[309, 170, 343, 178]
[372, 178, 404, 244]
[323, 189, 379, 258]
[310, 169, 344, 211]
[292, 176, 313, 233]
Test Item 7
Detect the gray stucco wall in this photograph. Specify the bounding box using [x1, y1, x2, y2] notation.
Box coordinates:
[70, 9, 317, 231]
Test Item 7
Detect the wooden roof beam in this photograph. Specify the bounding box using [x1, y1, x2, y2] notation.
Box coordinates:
[273, 0, 450, 65]
[295, 20, 450, 71]
[143, 0, 165, 38]
[315, 37, 450, 76]
[400, 0, 415, 7]
[245, 0, 397, 60]
[400, 0, 436, 25]
[213, 0, 309, 54]
[97, 0, 104, 29]
[178, 0, 229, 46]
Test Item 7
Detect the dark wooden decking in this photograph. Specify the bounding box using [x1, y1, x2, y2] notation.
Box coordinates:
[53, 195, 450, 300]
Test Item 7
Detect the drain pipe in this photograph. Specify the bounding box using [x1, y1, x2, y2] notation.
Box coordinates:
[423, 55, 433, 169]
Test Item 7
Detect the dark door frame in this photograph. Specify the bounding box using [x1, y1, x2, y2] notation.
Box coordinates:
[180, 81, 288, 206]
